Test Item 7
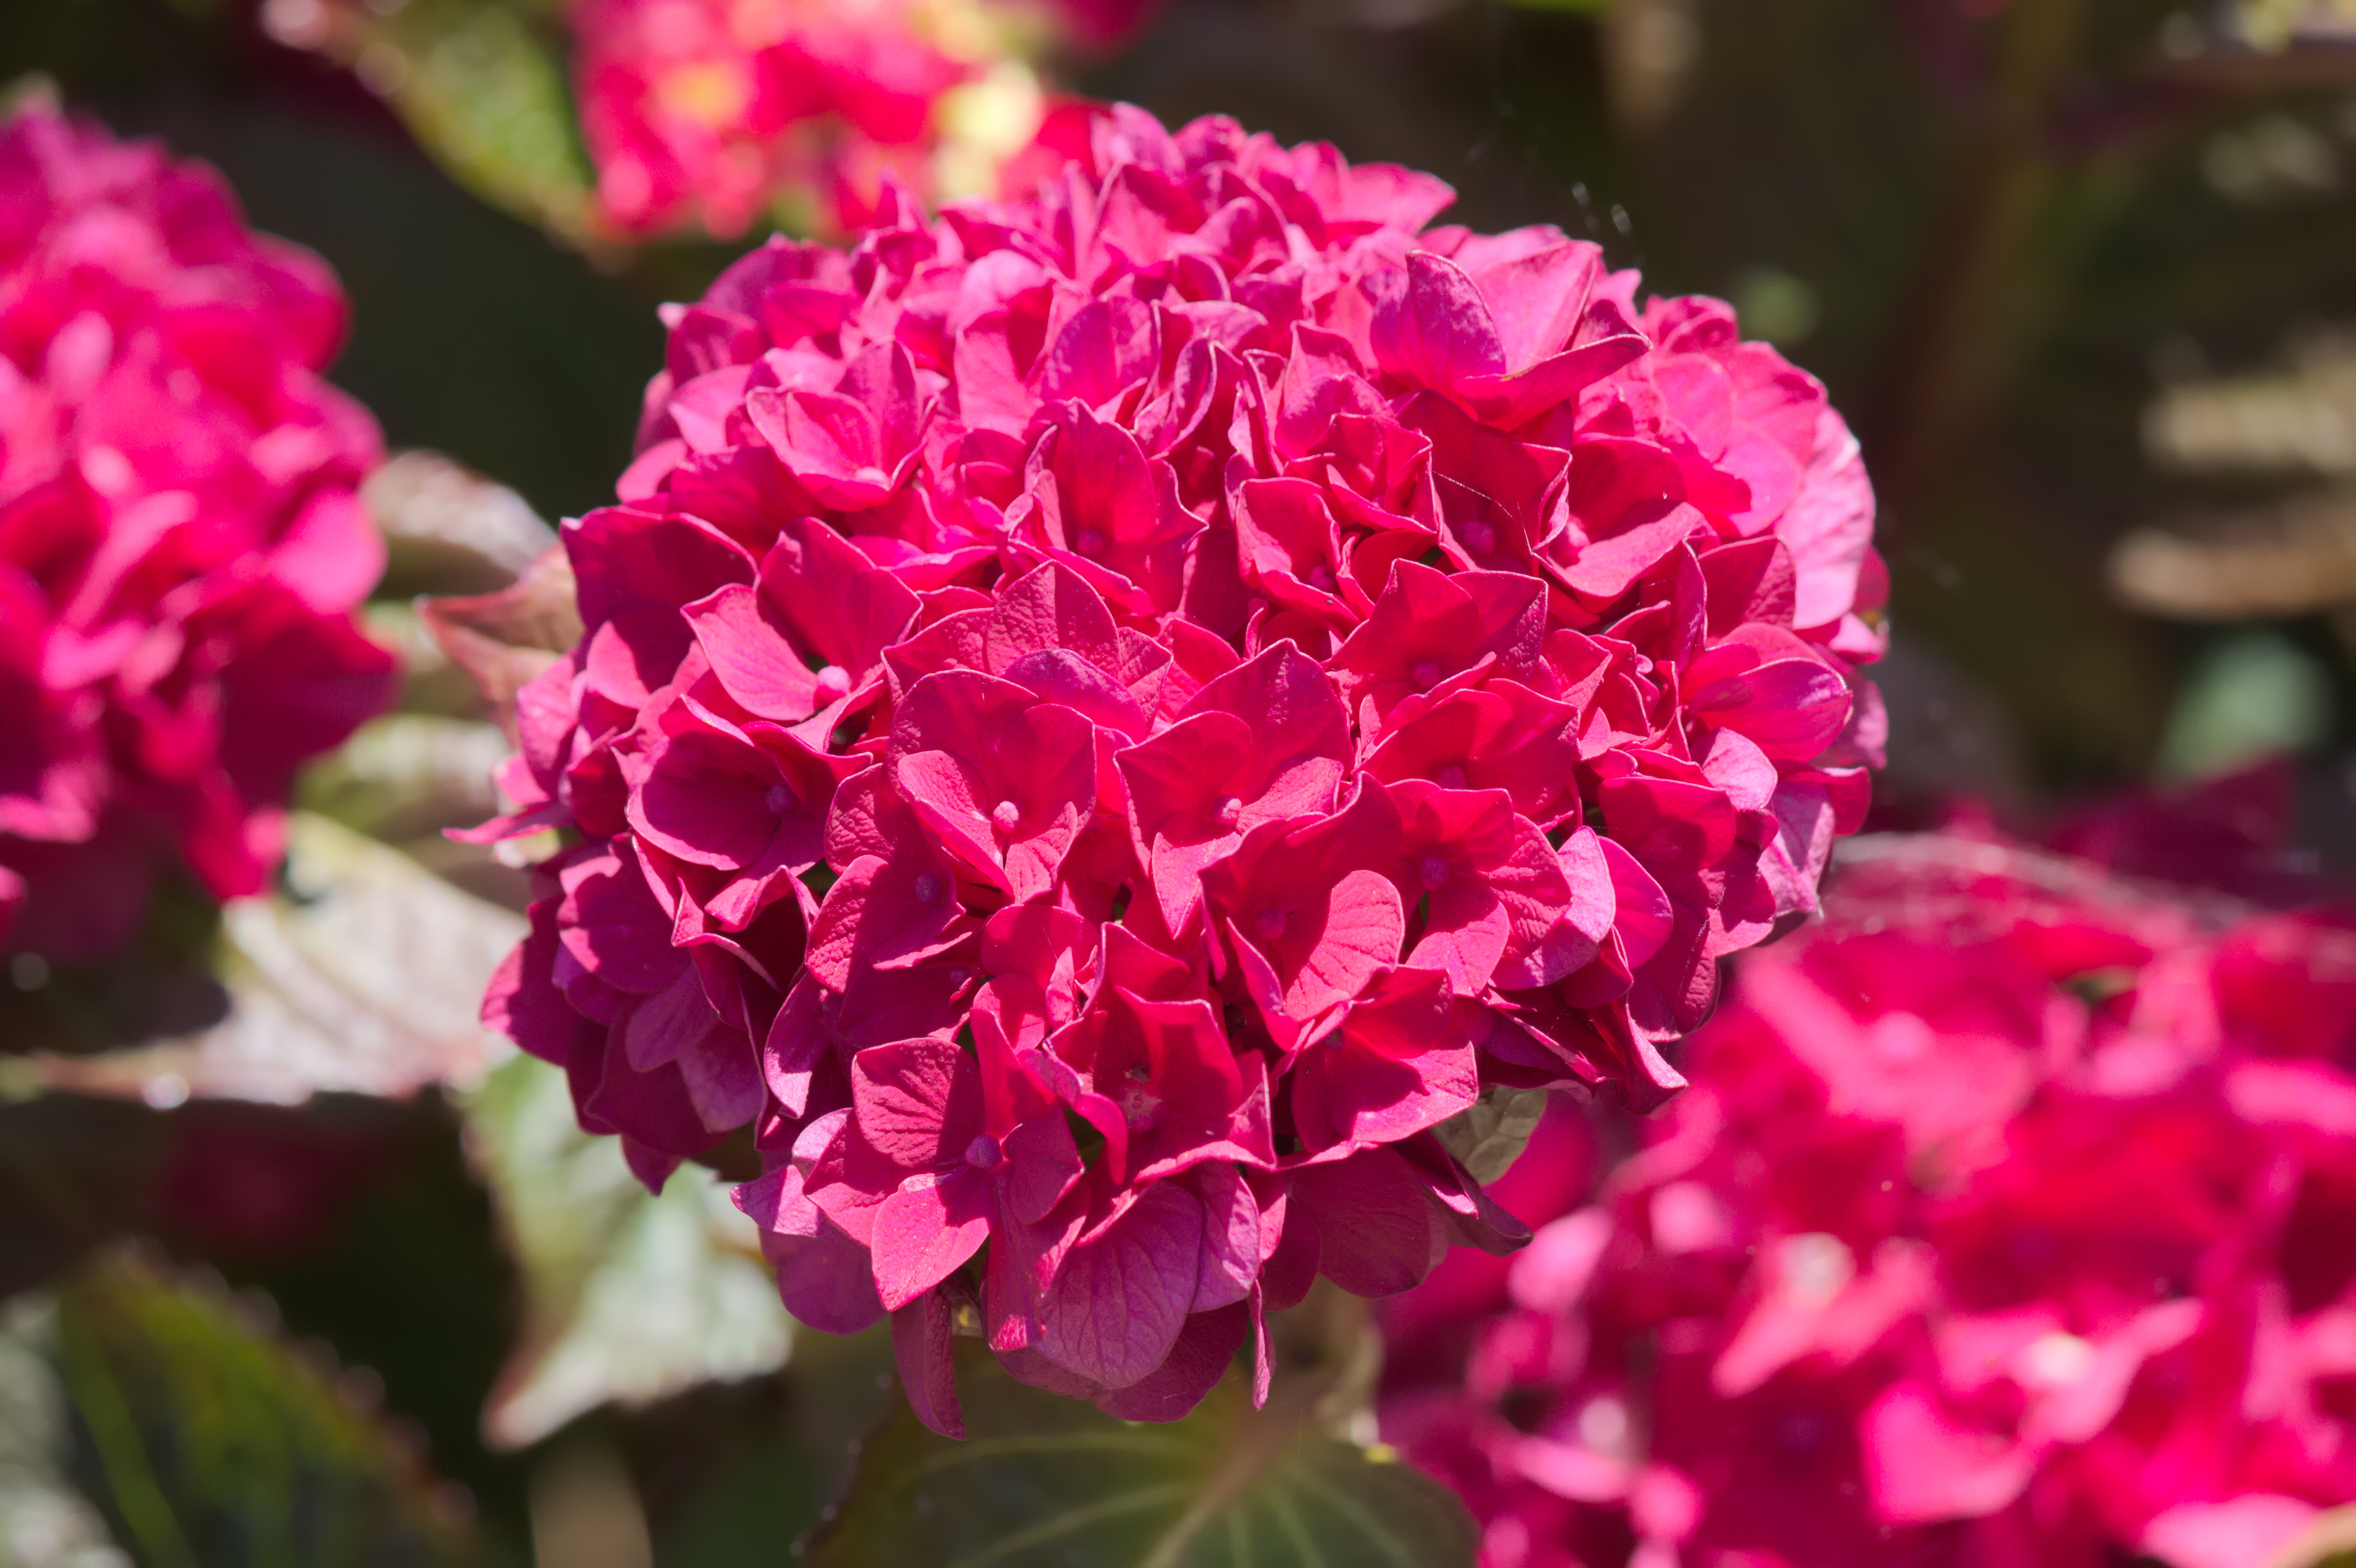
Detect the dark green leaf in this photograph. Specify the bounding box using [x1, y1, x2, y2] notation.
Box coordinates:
[288, 0, 597, 249]
[807, 1351, 1475, 1568]
[51, 1250, 490, 1568]
[0, 1293, 130, 1567]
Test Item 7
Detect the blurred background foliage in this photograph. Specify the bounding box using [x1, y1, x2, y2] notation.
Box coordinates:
[8, 0, 2356, 1564]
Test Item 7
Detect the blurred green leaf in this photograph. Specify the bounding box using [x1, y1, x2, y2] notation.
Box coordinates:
[300, 716, 511, 847]
[367, 450, 559, 601]
[462, 1056, 792, 1449]
[2154, 630, 2334, 780]
[807, 1352, 1475, 1568]
[1434, 1086, 1549, 1186]
[301, 0, 598, 250]
[19, 814, 520, 1104]
[0, 1294, 132, 1568]
[50, 1249, 489, 1568]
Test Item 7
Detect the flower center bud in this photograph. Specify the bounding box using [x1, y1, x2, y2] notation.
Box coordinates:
[1419, 854, 1452, 891]
[1412, 659, 1442, 689]
[2021, 1331, 2094, 1388]
[964, 1133, 1003, 1170]
[1576, 1395, 1629, 1455]
[1437, 764, 1467, 790]
[82, 445, 133, 497]
[1306, 564, 1335, 591]
[1119, 1073, 1161, 1128]
[1212, 796, 1243, 828]
[1075, 528, 1107, 557]
[1251, 907, 1287, 943]
[813, 664, 851, 703]
[912, 873, 941, 903]
[991, 799, 1022, 835]
[764, 783, 795, 816]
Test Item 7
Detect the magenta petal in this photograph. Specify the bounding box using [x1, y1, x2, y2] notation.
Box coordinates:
[1036, 1181, 1203, 1389]
[1089, 1303, 1249, 1421]
[1290, 1148, 1443, 1297]
[1860, 1384, 2035, 1523]
[890, 1290, 966, 1440]
[872, 1168, 994, 1311]
[849, 1038, 985, 1171]
[683, 583, 819, 722]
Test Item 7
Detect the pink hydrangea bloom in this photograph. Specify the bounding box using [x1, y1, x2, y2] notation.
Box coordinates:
[572, 0, 964, 237]
[472, 102, 1884, 1434]
[571, 0, 1154, 238]
[0, 106, 396, 961]
[1381, 803, 2356, 1568]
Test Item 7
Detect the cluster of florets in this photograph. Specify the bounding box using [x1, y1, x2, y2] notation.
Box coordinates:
[475, 103, 1884, 1434]
[0, 106, 394, 959]
[1381, 799, 2356, 1568]
[572, 0, 1143, 238]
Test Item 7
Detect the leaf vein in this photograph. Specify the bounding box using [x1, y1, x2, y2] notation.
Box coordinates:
[944, 1481, 1190, 1568]
[1289, 1467, 1417, 1568]
[912, 1432, 1197, 1479]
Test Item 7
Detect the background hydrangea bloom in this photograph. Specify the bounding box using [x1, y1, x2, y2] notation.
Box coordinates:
[0, 105, 396, 962]
[572, 0, 1148, 238]
[473, 101, 1885, 1434]
[1379, 790, 2356, 1568]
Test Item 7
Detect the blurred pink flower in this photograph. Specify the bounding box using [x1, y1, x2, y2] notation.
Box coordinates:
[1381, 804, 2356, 1568]
[0, 105, 395, 961]
[569, 0, 1158, 238]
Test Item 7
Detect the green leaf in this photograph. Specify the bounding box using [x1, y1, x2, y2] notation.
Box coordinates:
[807, 1351, 1475, 1568]
[298, 0, 599, 249]
[366, 450, 558, 601]
[1433, 1085, 1550, 1186]
[462, 1055, 792, 1448]
[2153, 631, 2334, 782]
[0, 1293, 132, 1567]
[20, 814, 521, 1106]
[300, 715, 512, 846]
[49, 1250, 489, 1567]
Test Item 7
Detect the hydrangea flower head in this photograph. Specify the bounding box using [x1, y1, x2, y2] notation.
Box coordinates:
[0, 105, 395, 960]
[572, 0, 1145, 237]
[474, 102, 1884, 1434]
[1381, 804, 2356, 1567]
